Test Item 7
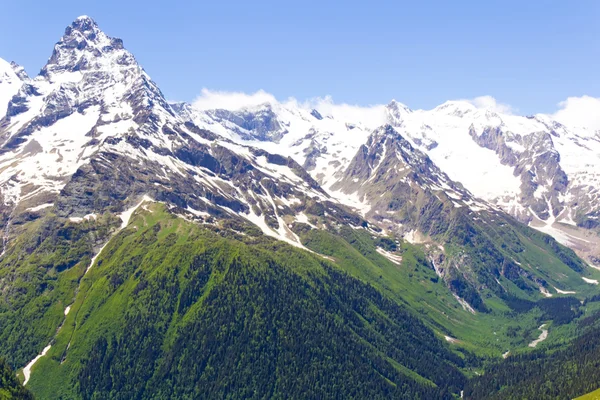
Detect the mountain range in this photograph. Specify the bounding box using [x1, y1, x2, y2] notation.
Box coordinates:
[1, 16, 600, 399]
[179, 88, 600, 268]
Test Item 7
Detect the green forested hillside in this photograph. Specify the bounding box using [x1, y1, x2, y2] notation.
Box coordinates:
[25, 204, 465, 399]
[0, 214, 118, 368]
[0, 358, 33, 400]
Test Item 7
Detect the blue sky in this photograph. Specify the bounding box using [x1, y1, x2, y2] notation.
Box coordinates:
[0, 0, 598, 114]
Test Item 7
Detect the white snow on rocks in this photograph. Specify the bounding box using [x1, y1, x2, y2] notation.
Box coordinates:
[376, 247, 403, 265]
[26, 203, 54, 212]
[183, 96, 600, 255]
[0, 58, 26, 120]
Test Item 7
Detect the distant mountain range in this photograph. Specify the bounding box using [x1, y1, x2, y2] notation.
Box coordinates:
[177, 90, 600, 268]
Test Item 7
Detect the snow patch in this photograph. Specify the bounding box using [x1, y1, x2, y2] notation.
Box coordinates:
[552, 286, 576, 295]
[119, 196, 153, 229]
[26, 203, 54, 212]
[582, 277, 599, 285]
[453, 293, 476, 314]
[444, 335, 459, 344]
[376, 247, 403, 265]
[528, 324, 548, 348]
[22, 344, 51, 385]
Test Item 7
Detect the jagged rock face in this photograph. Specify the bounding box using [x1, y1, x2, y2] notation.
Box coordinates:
[0, 15, 179, 211]
[178, 97, 600, 266]
[183, 98, 600, 233]
[178, 93, 600, 268]
[331, 125, 477, 227]
[205, 105, 287, 142]
[329, 125, 488, 307]
[469, 125, 568, 222]
[0, 16, 367, 254]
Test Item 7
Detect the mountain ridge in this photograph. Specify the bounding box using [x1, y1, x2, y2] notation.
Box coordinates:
[178, 94, 600, 268]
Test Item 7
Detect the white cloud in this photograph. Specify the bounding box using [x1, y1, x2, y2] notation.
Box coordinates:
[192, 88, 278, 111]
[191, 90, 600, 133]
[552, 95, 600, 131]
[192, 89, 387, 128]
[464, 96, 515, 114]
[304, 96, 387, 129]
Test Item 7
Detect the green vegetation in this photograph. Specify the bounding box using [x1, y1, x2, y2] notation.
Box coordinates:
[0, 358, 33, 400]
[27, 204, 465, 399]
[298, 224, 589, 357]
[0, 213, 118, 368]
[576, 387, 600, 400]
[464, 303, 600, 399]
[2, 203, 599, 399]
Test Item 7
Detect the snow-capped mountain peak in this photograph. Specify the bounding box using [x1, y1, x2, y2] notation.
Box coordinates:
[0, 58, 28, 120]
[385, 100, 412, 127]
[0, 17, 186, 210]
[179, 94, 600, 267]
[41, 16, 126, 77]
[432, 100, 479, 117]
[0, 17, 356, 257]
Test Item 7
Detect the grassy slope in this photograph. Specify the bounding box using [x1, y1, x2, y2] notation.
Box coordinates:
[0, 213, 117, 368]
[300, 225, 586, 358]
[450, 211, 600, 301]
[463, 304, 600, 399]
[27, 204, 465, 399]
[577, 388, 600, 400]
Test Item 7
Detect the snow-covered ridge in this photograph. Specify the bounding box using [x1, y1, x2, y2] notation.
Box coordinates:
[178, 94, 600, 266]
[0, 16, 366, 274]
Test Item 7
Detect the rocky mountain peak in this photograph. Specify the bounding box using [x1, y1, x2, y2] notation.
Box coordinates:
[433, 100, 478, 117]
[368, 124, 411, 149]
[41, 16, 132, 78]
[386, 99, 412, 114]
[0, 58, 28, 120]
[206, 104, 286, 142]
[385, 100, 412, 127]
[67, 15, 100, 35]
